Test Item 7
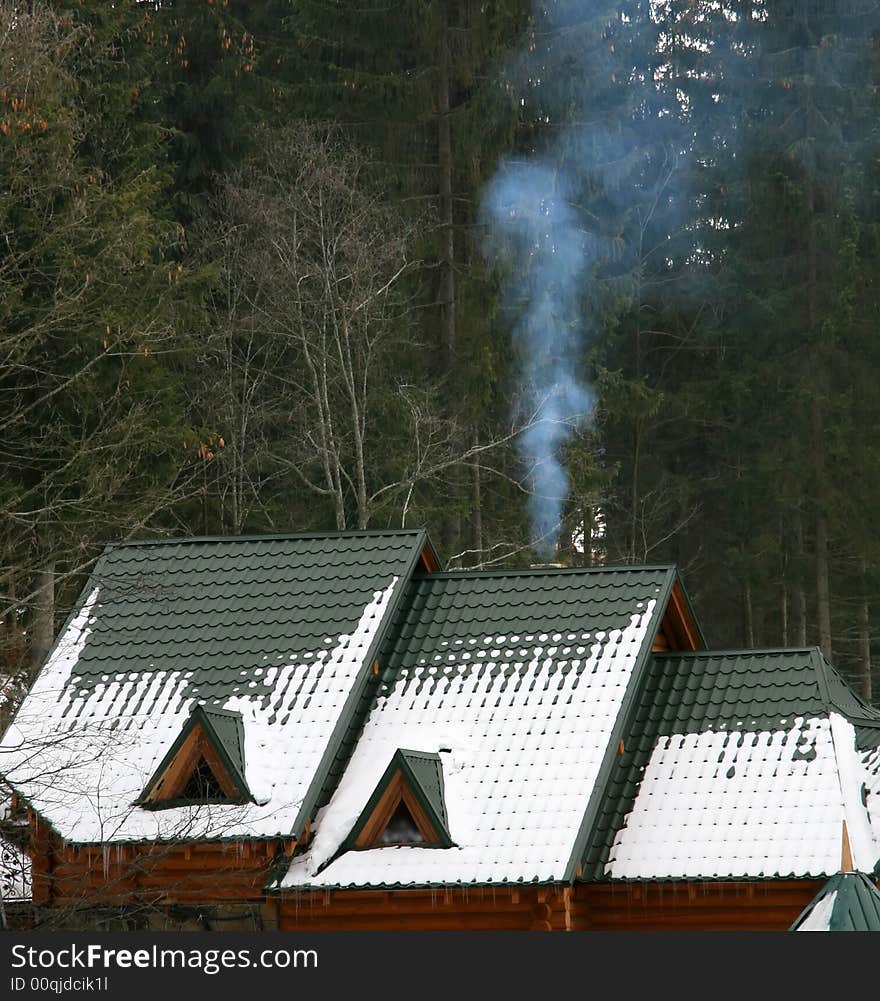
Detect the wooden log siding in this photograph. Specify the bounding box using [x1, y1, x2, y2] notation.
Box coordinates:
[28, 814, 293, 908]
[29, 803, 833, 930]
[271, 886, 574, 931]
[270, 880, 829, 931]
[573, 881, 827, 931]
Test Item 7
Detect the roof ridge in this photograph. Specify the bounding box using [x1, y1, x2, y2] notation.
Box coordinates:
[653, 647, 822, 658]
[414, 563, 678, 581]
[106, 529, 430, 549]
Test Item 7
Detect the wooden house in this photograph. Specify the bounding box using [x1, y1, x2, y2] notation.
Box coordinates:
[2, 530, 879, 931]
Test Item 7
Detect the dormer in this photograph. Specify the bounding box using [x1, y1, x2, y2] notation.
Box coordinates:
[345, 749, 453, 850]
[138, 705, 252, 809]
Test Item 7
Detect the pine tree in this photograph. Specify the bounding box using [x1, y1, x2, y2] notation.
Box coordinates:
[0, 3, 199, 672]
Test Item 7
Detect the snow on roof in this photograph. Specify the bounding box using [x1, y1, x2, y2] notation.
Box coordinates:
[280, 586, 662, 889]
[0, 534, 421, 842]
[10, 533, 880, 892]
[606, 712, 880, 879]
[795, 889, 837, 931]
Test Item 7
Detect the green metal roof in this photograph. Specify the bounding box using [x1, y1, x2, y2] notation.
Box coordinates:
[76, 532, 430, 696]
[381, 566, 676, 672]
[306, 564, 680, 833]
[582, 649, 880, 879]
[399, 749, 449, 832]
[3, 529, 434, 843]
[381, 566, 680, 878]
[276, 564, 676, 890]
[790, 872, 880, 930]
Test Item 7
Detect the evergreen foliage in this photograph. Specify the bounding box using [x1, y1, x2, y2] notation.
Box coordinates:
[3, 0, 880, 701]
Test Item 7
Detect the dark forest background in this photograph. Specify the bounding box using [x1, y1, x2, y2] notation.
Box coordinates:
[4, 0, 880, 704]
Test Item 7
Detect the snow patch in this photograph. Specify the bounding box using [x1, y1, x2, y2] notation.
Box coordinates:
[0, 577, 400, 842]
[283, 598, 658, 887]
[795, 890, 837, 931]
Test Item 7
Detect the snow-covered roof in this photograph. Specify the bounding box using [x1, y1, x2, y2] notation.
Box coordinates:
[278, 567, 673, 888]
[595, 650, 880, 880]
[6, 530, 879, 893]
[0, 532, 429, 842]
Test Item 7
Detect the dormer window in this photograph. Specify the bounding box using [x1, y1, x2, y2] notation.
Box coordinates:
[345, 749, 453, 850]
[138, 706, 252, 809]
[180, 757, 226, 802]
[379, 801, 425, 846]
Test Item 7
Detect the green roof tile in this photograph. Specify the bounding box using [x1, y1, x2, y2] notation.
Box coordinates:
[2, 530, 433, 843]
[583, 649, 880, 881]
[790, 872, 880, 931]
[278, 565, 675, 889]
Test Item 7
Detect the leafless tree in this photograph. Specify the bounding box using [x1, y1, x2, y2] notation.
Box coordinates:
[191, 123, 541, 535]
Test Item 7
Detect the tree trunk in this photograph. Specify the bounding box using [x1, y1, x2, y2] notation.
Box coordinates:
[582, 504, 593, 568]
[807, 187, 832, 659]
[794, 512, 808, 646]
[859, 559, 872, 703]
[742, 579, 754, 648]
[629, 420, 641, 563]
[30, 562, 55, 673]
[780, 575, 789, 647]
[437, 0, 455, 370]
[472, 454, 483, 568]
[813, 497, 832, 659]
[436, 3, 459, 556]
[779, 516, 789, 646]
[1, 556, 26, 675]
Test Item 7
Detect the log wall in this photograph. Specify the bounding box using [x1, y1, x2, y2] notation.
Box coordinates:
[270, 885, 572, 931]
[271, 880, 826, 931]
[29, 810, 831, 931]
[573, 880, 824, 931]
[28, 812, 292, 911]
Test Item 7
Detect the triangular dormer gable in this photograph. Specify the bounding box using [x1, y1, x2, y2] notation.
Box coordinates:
[651, 575, 704, 653]
[345, 749, 453, 850]
[138, 705, 252, 808]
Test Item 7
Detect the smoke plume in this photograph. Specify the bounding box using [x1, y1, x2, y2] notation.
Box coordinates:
[482, 158, 597, 556]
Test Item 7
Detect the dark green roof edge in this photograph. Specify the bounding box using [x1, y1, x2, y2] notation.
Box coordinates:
[199, 706, 248, 776]
[811, 647, 833, 705]
[562, 567, 679, 882]
[268, 873, 832, 893]
[653, 647, 821, 658]
[288, 530, 434, 840]
[411, 562, 680, 581]
[339, 748, 453, 853]
[103, 528, 435, 550]
[136, 705, 252, 805]
[268, 876, 567, 893]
